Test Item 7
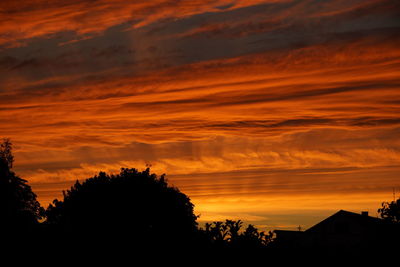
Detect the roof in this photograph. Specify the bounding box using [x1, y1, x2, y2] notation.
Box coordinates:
[305, 210, 384, 233]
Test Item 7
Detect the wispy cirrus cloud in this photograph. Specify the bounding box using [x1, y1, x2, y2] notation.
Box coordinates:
[0, 0, 287, 48]
[1, 0, 400, 229]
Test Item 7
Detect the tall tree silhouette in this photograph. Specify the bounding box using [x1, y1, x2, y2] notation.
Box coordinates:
[45, 168, 199, 248]
[0, 139, 43, 234]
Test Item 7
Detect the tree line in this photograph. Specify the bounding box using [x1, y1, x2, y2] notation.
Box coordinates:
[1, 139, 274, 253]
[1, 138, 399, 257]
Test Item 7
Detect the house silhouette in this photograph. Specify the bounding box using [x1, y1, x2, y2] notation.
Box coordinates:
[273, 210, 399, 255]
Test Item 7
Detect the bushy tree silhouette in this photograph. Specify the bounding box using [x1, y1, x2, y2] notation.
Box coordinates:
[202, 219, 272, 250]
[0, 139, 44, 235]
[378, 198, 400, 223]
[45, 168, 198, 248]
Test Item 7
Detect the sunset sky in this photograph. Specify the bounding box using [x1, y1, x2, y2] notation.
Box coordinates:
[1, 0, 399, 230]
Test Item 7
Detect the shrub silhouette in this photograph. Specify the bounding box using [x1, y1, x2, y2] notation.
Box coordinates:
[202, 219, 272, 250]
[45, 168, 198, 248]
[0, 139, 44, 235]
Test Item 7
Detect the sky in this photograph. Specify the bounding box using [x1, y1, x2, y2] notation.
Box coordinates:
[1, 0, 400, 230]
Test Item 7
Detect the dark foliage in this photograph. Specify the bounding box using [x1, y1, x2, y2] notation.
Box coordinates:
[45, 168, 199, 248]
[3, 137, 398, 262]
[201, 219, 273, 250]
[378, 198, 400, 223]
[0, 139, 14, 169]
[0, 139, 44, 234]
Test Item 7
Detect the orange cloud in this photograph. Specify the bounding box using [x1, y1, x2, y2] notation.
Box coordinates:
[0, 0, 289, 48]
[1, 0, 400, 229]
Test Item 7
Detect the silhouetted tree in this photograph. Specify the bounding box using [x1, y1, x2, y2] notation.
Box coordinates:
[378, 198, 400, 223]
[226, 219, 242, 242]
[0, 139, 44, 234]
[0, 138, 14, 169]
[45, 168, 199, 248]
[202, 219, 272, 250]
[240, 224, 274, 248]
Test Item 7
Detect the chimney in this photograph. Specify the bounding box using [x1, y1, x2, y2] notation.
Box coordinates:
[361, 211, 368, 217]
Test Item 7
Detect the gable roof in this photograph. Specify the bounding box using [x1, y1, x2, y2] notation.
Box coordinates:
[305, 210, 384, 233]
